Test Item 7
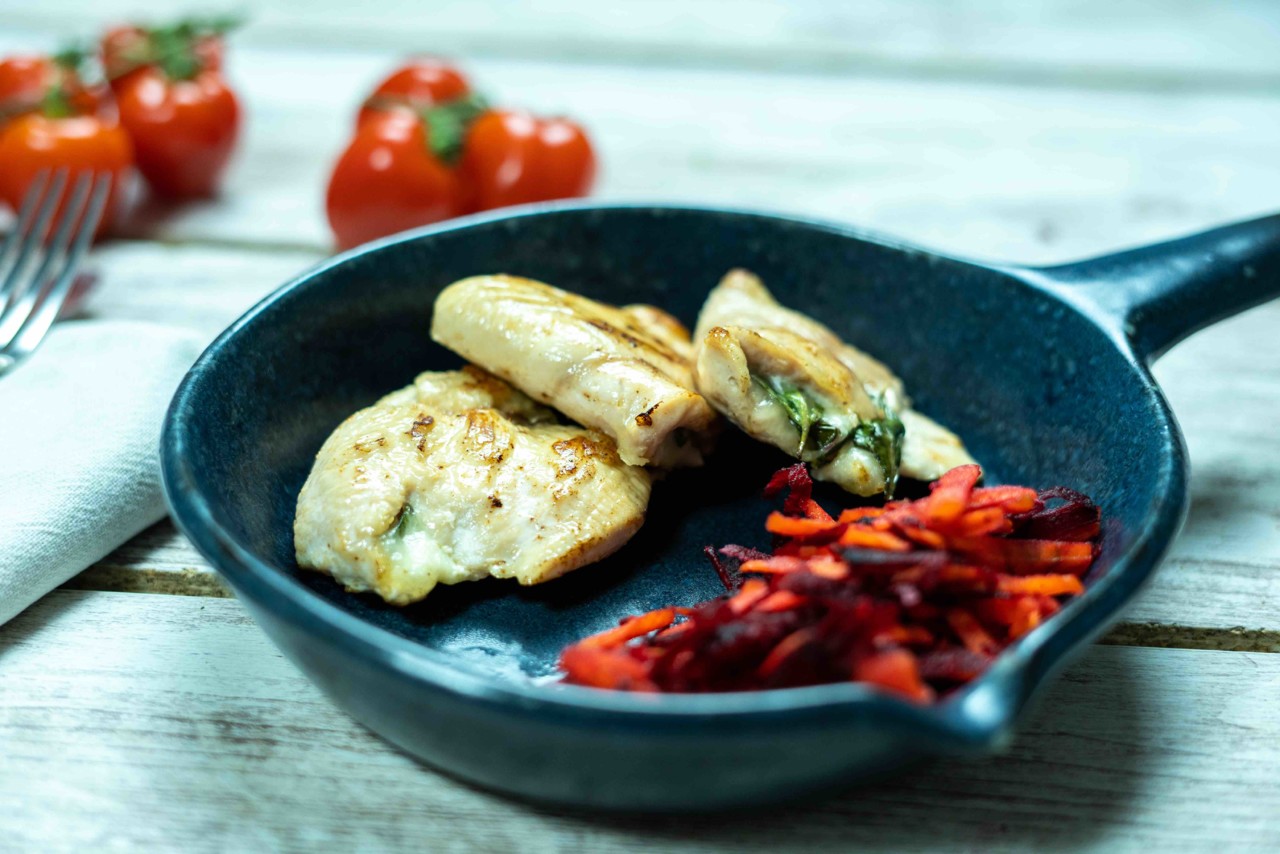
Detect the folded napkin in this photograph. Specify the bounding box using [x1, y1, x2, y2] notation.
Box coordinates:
[0, 320, 203, 625]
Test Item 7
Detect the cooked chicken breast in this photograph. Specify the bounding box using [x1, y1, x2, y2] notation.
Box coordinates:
[898, 409, 978, 482]
[294, 367, 652, 605]
[692, 270, 975, 495]
[431, 275, 719, 468]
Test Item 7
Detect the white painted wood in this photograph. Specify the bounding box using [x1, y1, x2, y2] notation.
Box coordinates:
[114, 49, 1280, 261]
[1135, 302, 1280, 630]
[1, 591, 1277, 851]
[76, 240, 324, 335]
[8, 0, 1280, 85]
[2, 32, 1278, 262]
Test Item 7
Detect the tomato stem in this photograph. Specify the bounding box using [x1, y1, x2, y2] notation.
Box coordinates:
[40, 48, 91, 119]
[39, 86, 74, 119]
[421, 93, 489, 164]
[109, 14, 244, 82]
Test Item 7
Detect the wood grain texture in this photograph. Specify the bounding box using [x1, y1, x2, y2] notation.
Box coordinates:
[1, 590, 1277, 851]
[3, 30, 1279, 262]
[8, 0, 1280, 87]
[76, 241, 325, 336]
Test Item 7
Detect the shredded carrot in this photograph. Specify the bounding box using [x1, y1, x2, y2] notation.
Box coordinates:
[875, 625, 935, 647]
[756, 590, 806, 613]
[854, 649, 934, 703]
[969, 485, 1039, 513]
[560, 463, 1100, 699]
[837, 507, 886, 524]
[954, 507, 1014, 537]
[654, 621, 693, 641]
[757, 628, 819, 678]
[764, 512, 839, 537]
[973, 597, 1021, 626]
[926, 464, 981, 524]
[739, 556, 806, 575]
[1038, 595, 1062, 617]
[807, 556, 851, 580]
[797, 499, 834, 523]
[578, 608, 677, 650]
[1008, 597, 1043, 639]
[559, 646, 659, 691]
[947, 608, 1000, 655]
[838, 525, 911, 551]
[727, 578, 770, 614]
[996, 574, 1084, 596]
[999, 539, 1096, 575]
[894, 525, 948, 550]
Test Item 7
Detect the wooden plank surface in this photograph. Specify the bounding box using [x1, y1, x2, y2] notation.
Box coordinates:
[3, 30, 1280, 261]
[61, 240, 1280, 637]
[91, 50, 1280, 258]
[1, 590, 1277, 851]
[9, 0, 1280, 87]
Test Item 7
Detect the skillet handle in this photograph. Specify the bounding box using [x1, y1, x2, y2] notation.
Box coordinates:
[1027, 213, 1280, 362]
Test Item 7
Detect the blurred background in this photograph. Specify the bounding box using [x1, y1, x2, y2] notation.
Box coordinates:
[3, 0, 1278, 262]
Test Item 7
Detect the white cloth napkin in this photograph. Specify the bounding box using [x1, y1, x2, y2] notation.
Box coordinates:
[0, 320, 203, 625]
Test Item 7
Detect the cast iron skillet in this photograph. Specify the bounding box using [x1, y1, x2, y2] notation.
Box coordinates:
[161, 204, 1279, 810]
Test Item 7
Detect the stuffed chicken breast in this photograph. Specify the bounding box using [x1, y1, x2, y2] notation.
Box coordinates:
[692, 270, 975, 496]
[295, 367, 652, 605]
[431, 275, 719, 469]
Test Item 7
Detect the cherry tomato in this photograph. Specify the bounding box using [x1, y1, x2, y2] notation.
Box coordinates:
[0, 56, 52, 115]
[101, 26, 148, 85]
[0, 55, 111, 129]
[0, 113, 133, 236]
[102, 24, 224, 88]
[458, 109, 596, 212]
[326, 111, 466, 250]
[114, 66, 240, 199]
[357, 59, 470, 127]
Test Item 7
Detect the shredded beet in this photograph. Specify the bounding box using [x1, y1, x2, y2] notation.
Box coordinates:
[560, 464, 1101, 702]
[703, 545, 737, 592]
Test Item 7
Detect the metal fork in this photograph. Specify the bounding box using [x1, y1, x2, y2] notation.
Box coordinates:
[0, 169, 112, 377]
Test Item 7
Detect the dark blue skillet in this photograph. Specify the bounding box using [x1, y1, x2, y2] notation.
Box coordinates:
[161, 204, 1279, 810]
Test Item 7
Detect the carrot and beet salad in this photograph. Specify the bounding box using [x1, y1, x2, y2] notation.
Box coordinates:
[559, 463, 1101, 702]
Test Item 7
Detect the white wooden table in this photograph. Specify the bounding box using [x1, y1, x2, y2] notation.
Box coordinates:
[3, 2, 1279, 849]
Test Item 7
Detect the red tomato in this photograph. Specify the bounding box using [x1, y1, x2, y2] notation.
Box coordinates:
[114, 66, 240, 199]
[458, 109, 596, 212]
[326, 111, 466, 250]
[0, 56, 52, 114]
[0, 55, 111, 128]
[357, 59, 470, 126]
[101, 26, 148, 85]
[102, 25, 224, 88]
[0, 113, 133, 236]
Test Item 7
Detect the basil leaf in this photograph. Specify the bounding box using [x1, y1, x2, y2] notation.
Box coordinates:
[848, 403, 905, 498]
[388, 502, 418, 539]
[753, 375, 826, 456]
[751, 374, 904, 495]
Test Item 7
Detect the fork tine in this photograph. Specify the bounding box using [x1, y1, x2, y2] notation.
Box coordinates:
[0, 170, 93, 346]
[3, 173, 112, 361]
[0, 168, 51, 269]
[0, 168, 68, 310]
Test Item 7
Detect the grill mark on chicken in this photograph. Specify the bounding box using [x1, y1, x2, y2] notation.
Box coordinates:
[430, 275, 720, 468]
[294, 367, 652, 605]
